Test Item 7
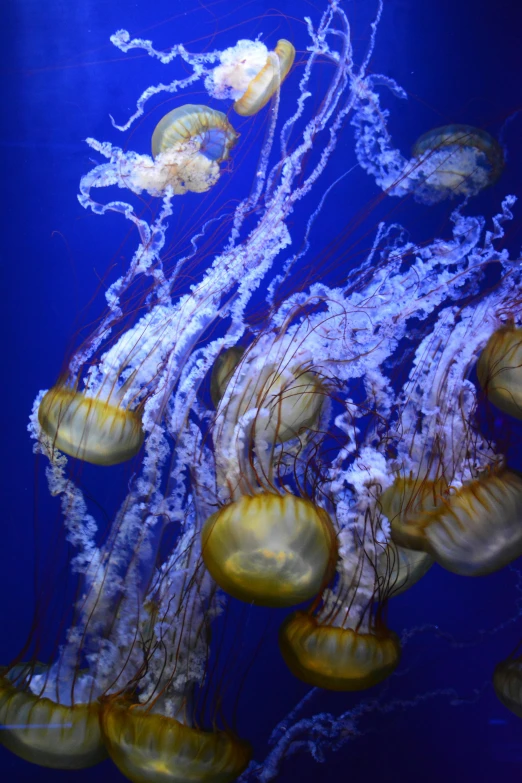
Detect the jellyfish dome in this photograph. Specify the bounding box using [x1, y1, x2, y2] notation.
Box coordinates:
[201, 493, 338, 607]
[38, 386, 144, 465]
[206, 39, 296, 116]
[411, 124, 505, 197]
[279, 612, 401, 691]
[0, 666, 106, 769]
[477, 325, 522, 420]
[100, 698, 251, 783]
[493, 656, 522, 719]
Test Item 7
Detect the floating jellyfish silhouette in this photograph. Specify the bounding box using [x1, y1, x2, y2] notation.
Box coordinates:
[411, 124, 504, 200]
[493, 655, 522, 719]
[148, 104, 239, 194]
[213, 347, 325, 444]
[38, 385, 144, 465]
[279, 612, 401, 691]
[386, 470, 522, 576]
[0, 666, 106, 769]
[477, 325, 522, 420]
[201, 493, 337, 607]
[378, 542, 433, 597]
[210, 346, 245, 408]
[100, 697, 251, 783]
[206, 39, 295, 116]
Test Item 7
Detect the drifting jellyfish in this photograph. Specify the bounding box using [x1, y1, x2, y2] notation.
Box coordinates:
[388, 470, 522, 576]
[101, 698, 251, 783]
[205, 39, 295, 116]
[377, 543, 433, 597]
[279, 612, 401, 691]
[477, 325, 522, 420]
[38, 384, 144, 465]
[0, 666, 106, 769]
[493, 654, 522, 719]
[351, 76, 504, 203]
[201, 492, 338, 607]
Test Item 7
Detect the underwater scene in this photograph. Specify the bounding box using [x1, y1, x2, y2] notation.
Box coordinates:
[2, 0, 522, 780]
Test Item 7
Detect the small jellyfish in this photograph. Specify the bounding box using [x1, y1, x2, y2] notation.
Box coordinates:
[477, 325, 522, 420]
[279, 612, 401, 691]
[214, 349, 325, 444]
[412, 124, 504, 201]
[380, 476, 446, 551]
[201, 493, 337, 607]
[210, 346, 245, 408]
[493, 655, 522, 719]
[385, 470, 522, 576]
[0, 666, 106, 769]
[131, 104, 238, 196]
[378, 542, 433, 597]
[206, 39, 295, 117]
[100, 697, 251, 783]
[234, 40, 295, 116]
[38, 386, 144, 466]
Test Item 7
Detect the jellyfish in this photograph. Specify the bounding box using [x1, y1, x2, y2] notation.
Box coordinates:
[279, 611, 401, 691]
[493, 655, 522, 719]
[377, 542, 433, 597]
[38, 385, 144, 465]
[388, 470, 522, 576]
[206, 39, 296, 116]
[0, 665, 106, 769]
[201, 492, 338, 607]
[100, 697, 251, 783]
[477, 325, 522, 420]
[351, 78, 505, 204]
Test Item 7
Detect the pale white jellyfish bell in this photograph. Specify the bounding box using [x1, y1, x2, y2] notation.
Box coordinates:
[206, 38, 296, 116]
[205, 40, 270, 101]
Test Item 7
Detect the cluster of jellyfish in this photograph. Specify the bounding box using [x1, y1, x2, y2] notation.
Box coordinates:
[1, 1, 521, 781]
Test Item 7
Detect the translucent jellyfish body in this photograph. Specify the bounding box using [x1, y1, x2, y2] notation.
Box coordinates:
[201, 493, 337, 607]
[380, 476, 446, 551]
[207, 39, 295, 117]
[378, 543, 433, 597]
[279, 612, 401, 691]
[131, 105, 238, 196]
[214, 348, 325, 444]
[100, 698, 251, 783]
[493, 656, 522, 719]
[385, 470, 522, 576]
[210, 346, 245, 408]
[477, 326, 522, 420]
[412, 124, 504, 200]
[38, 386, 144, 466]
[0, 667, 106, 769]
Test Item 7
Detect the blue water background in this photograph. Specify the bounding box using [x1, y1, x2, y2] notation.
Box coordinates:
[2, 0, 522, 781]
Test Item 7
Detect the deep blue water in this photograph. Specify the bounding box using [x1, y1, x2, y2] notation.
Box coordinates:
[1, 0, 522, 781]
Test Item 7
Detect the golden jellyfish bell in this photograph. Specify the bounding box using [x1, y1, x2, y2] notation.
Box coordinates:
[279, 612, 401, 691]
[477, 325, 522, 420]
[378, 543, 433, 597]
[150, 105, 238, 195]
[210, 346, 245, 408]
[234, 40, 295, 117]
[412, 123, 504, 194]
[220, 357, 325, 444]
[493, 656, 522, 719]
[38, 386, 144, 466]
[0, 667, 106, 769]
[380, 476, 446, 551]
[386, 470, 522, 577]
[100, 698, 251, 783]
[201, 493, 337, 607]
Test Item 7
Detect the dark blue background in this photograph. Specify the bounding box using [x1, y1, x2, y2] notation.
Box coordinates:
[1, 0, 522, 781]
